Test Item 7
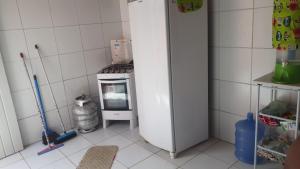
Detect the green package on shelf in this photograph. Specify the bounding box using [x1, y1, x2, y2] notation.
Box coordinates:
[273, 62, 300, 84]
[176, 0, 202, 13]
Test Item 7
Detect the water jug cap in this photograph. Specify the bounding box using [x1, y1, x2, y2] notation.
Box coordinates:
[247, 112, 254, 121]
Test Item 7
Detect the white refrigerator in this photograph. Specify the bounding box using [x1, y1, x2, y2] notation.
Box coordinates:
[128, 0, 208, 158]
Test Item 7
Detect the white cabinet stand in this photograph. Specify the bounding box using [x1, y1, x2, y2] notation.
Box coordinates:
[253, 73, 300, 169]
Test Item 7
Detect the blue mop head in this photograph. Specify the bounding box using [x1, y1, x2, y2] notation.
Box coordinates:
[38, 143, 64, 156]
[54, 130, 77, 144]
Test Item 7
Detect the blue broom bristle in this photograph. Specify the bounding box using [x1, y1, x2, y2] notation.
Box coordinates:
[55, 131, 77, 144]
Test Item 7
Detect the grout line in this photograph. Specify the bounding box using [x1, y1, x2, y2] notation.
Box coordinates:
[208, 46, 273, 50]
[249, 0, 256, 115]
[11, 73, 90, 96]
[17, 105, 69, 121]
[0, 21, 124, 32]
[47, 0, 74, 130]
[210, 5, 273, 13]
[127, 153, 155, 169]
[19, 153, 32, 169]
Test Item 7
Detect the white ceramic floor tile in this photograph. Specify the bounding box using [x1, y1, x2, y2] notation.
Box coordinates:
[2, 160, 30, 169]
[205, 141, 237, 165]
[58, 136, 91, 156]
[4, 127, 245, 169]
[120, 128, 143, 142]
[116, 144, 152, 168]
[135, 140, 161, 153]
[25, 150, 64, 169]
[194, 138, 219, 152]
[107, 121, 131, 134]
[111, 160, 127, 169]
[97, 135, 133, 150]
[229, 167, 239, 169]
[131, 155, 177, 169]
[182, 154, 230, 169]
[67, 147, 91, 166]
[156, 148, 200, 167]
[40, 158, 76, 169]
[233, 161, 283, 169]
[81, 129, 118, 144]
[21, 141, 48, 159]
[0, 153, 23, 168]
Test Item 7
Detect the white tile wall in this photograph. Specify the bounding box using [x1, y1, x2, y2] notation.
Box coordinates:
[253, 7, 273, 48]
[219, 48, 251, 83]
[87, 74, 99, 97]
[80, 24, 104, 50]
[254, 0, 274, 8]
[209, 80, 219, 110]
[210, 110, 220, 138]
[4, 61, 32, 92]
[54, 26, 82, 54]
[17, 0, 53, 29]
[84, 48, 107, 75]
[0, 0, 22, 30]
[99, 0, 122, 23]
[219, 112, 242, 143]
[12, 89, 39, 120]
[0, 0, 126, 146]
[209, 1, 279, 143]
[219, 0, 253, 11]
[24, 28, 58, 58]
[75, 0, 102, 24]
[0, 30, 28, 62]
[220, 81, 251, 116]
[120, 0, 129, 21]
[49, 0, 78, 26]
[209, 12, 220, 47]
[102, 22, 123, 47]
[64, 76, 90, 105]
[30, 56, 63, 85]
[60, 52, 86, 80]
[252, 49, 276, 81]
[18, 115, 42, 146]
[220, 9, 253, 48]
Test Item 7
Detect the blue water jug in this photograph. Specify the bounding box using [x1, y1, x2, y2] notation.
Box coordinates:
[235, 112, 265, 164]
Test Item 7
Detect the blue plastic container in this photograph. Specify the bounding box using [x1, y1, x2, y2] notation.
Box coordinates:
[235, 112, 265, 165]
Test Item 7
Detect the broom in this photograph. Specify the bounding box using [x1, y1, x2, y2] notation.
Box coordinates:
[20, 53, 63, 155]
[34, 45, 77, 144]
[33, 75, 64, 155]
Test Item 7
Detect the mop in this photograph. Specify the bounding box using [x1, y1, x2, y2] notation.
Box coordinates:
[34, 45, 77, 144]
[20, 53, 63, 155]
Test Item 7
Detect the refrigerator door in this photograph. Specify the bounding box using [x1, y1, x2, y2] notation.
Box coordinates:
[168, 0, 208, 153]
[128, 0, 174, 152]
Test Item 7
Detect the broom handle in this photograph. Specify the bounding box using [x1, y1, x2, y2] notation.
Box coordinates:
[20, 53, 51, 146]
[34, 45, 66, 132]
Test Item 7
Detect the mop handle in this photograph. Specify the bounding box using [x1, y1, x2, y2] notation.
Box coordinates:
[33, 75, 49, 131]
[34, 45, 66, 131]
[20, 53, 51, 146]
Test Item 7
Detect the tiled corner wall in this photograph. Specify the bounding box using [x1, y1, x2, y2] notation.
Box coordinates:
[0, 0, 130, 146]
[208, 0, 298, 143]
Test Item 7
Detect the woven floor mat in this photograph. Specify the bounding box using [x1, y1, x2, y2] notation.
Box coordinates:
[77, 146, 118, 169]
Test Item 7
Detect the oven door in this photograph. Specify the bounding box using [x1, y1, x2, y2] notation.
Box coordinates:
[99, 79, 132, 111]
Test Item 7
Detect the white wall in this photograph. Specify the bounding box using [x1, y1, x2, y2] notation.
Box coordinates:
[208, 0, 298, 143]
[0, 0, 129, 146]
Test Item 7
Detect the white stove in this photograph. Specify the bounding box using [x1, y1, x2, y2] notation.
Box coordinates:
[97, 62, 137, 129]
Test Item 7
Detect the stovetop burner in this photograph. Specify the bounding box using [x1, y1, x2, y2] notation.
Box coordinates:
[100, 61, 134, 74]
